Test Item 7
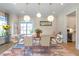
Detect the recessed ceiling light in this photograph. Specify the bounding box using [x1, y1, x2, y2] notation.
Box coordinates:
[13, 3, 16, 5]
[36, 13, 41, 18]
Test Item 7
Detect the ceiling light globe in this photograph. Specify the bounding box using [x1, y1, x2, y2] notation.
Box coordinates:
[24, 15, 30, 21]
[36, 13, 41, 18]
[47, 15, 54, 22]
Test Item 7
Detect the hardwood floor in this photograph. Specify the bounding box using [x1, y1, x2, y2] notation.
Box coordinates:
[0, 40, 79, 56]
[64, 42, 79, 56]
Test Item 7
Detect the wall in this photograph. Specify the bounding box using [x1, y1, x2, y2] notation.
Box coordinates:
[0, 11, 5, 16]
[57, 13, 67, 43]
[34, 17, 57, 36]
[56, 4, 79, 49]
[34, 17, 57, 46]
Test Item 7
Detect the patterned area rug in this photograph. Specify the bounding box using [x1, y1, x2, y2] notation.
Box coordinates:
[0, 44, 75, 56]
[0, 44, 25, 56]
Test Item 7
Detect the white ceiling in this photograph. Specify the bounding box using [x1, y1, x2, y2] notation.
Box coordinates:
[0, 3, 77, 17]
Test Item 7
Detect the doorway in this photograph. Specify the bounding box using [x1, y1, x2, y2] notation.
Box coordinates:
[66, 11, 76, 47]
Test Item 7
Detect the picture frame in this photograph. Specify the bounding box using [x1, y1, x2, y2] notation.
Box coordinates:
[40, 21, 52, 26]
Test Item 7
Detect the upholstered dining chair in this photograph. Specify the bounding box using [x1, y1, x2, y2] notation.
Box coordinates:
[24, 36, 32, 46]
[50, 37, 57, 46]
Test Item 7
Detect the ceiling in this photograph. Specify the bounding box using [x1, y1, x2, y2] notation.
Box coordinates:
[0, 3, 77, 17]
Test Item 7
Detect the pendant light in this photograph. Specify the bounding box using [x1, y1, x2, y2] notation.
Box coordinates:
[47, 15, 54, 22]
[36, 3, 41, 18]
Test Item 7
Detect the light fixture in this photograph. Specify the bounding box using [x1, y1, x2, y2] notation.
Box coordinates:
[60, 3, 63, 5]
[13, 3, 16, 5]
[36, 13, 41, 18]
[24, 15, 30, 21]
[47, 15, 54, 22]
[70, 28, 74, 33]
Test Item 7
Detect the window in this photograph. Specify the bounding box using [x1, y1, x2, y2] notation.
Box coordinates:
[0, 16, 7, 36]
[20, 23, 27, 34]
[20, 22, 33, 36]
[27, 23, 33, 35]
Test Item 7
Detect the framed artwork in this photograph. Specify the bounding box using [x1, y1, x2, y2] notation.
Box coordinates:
[40, 21, 52, 26]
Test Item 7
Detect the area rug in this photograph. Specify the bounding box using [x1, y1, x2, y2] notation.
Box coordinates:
[0, 44, 25, 56]
[0, 44, 75, 56]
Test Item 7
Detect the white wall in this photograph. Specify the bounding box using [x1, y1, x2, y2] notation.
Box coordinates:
[34, 17, 57, 36]
[67, 16, 76, 28]
[57, 13, 67, 43]
[34, 17, 57, 46]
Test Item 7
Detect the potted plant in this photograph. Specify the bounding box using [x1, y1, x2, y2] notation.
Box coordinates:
[3, 25, 11, 43]
[35, 28, 42, 38]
